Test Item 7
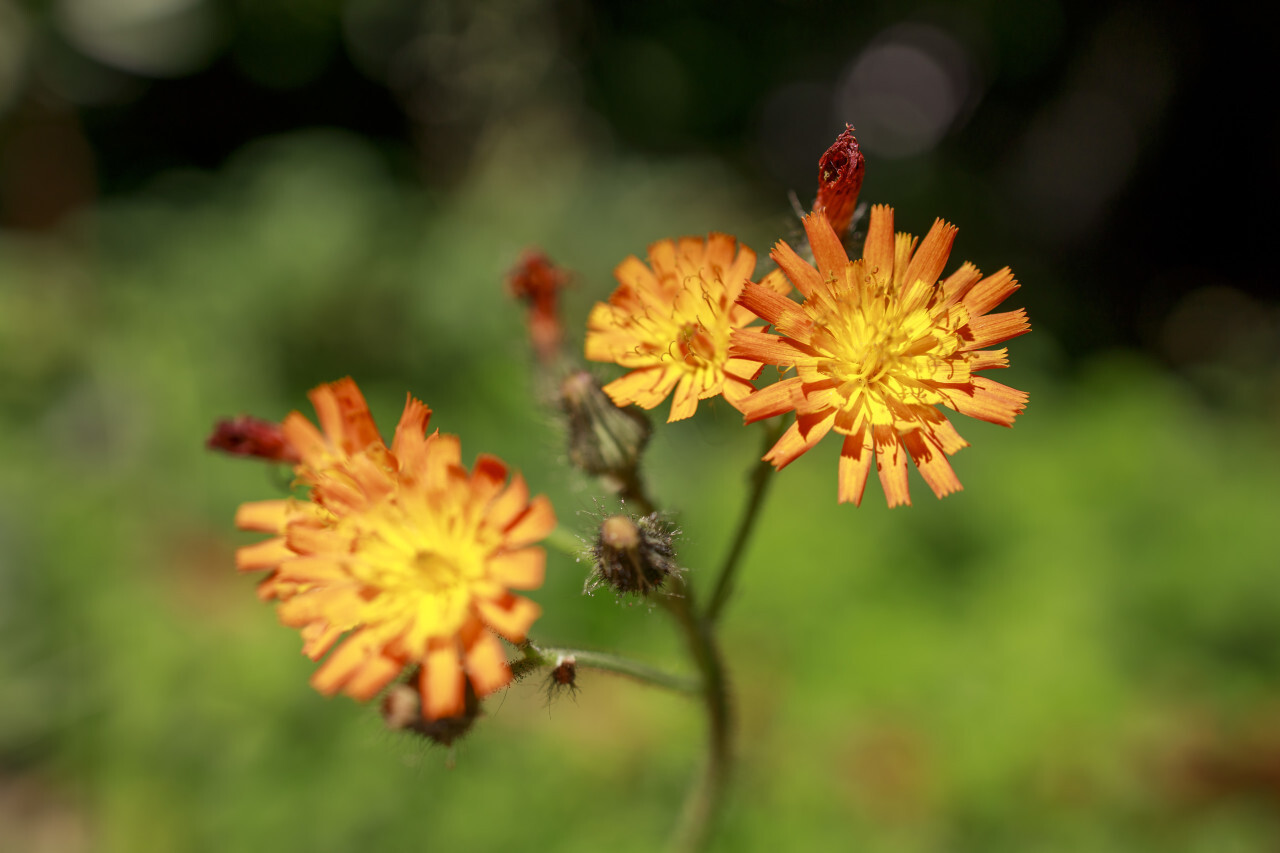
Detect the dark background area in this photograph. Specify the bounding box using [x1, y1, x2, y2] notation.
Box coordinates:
[3, 0, 1277, 374]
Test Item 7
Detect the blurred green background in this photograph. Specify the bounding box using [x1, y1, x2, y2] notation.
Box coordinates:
[2, 0, 1277, 850]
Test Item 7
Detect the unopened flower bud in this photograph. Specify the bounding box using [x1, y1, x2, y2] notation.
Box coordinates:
[587, 513, 679, 596]
[560, 371, 651, 480]
[206, 415, 300, 463]
[381, 675, 481, 747]
[507, 249, 571, 365]
[814, 124, 865, 235]
[546, 654, 579, 702]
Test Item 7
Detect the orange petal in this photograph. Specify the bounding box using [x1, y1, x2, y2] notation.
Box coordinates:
[771, 239, 825, 299]
[236, 538, 295, 571]
[704, 232, 739, 277]
[504, 494, 556, 548]
[729, 327, 807, 367]
[328, 378, 382, 453]
[274, 556, 348, 584]
[487, 547, 545, 590]
[602, 369, 664, 408]
[803, 212, 849, 283]
[862, 205, 895, 275]
[966, 348, 1010, 371]
[723, 357, 764, 383]
[390, 395, 432, 460]
[471, 454, 509, 506]
[344, 652, 403, 701]
[874, 426, 911, 508]
[614, 254, 660, 293]
[738, 376, 804, 423]
[758, 267, 792, 296]
[941, 377, 1028, 426]
[901, 219, 957, 290]
[284, 522, 346, 557]
[902, 430, 962, 500]
[235, 500, 291, 533]
[965, 309, 1031, 349]
[939, 261, 982, 307]
[421, 641, 466, 719]
[281, 412, 328, 463]
[300, 620, 345, 660]
[463, 629, 513, 697]
[764, 411, 834, 470]
[475, 592, 541, 643]
[964, 267, 1019, 315]
[487, 472, 530, 532]
[310, 630, 372, 696]
[667, 374, 700, 422]
[837, 426, 874, 506]
[736, 282, 813, 342]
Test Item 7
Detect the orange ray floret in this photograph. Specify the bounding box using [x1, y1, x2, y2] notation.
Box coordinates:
[730, 207, 1030, 507]
[585, 233, 790, 422]
[234, 379, 555, 719]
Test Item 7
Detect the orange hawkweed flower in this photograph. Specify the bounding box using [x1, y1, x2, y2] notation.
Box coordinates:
[585, 234, 789, 422]
[731, 207, 1030, 507]
[234, 379, 555, 719]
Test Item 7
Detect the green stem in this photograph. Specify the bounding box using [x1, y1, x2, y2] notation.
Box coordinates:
[516, 641, 700, 696]
[704, 419, 785, 623]
[544, 525, 584, 560]
[662, 578, 731, 853]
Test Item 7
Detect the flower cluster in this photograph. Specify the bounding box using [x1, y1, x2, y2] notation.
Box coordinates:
[212, 124, 1031, 753]
[232, 379, 554, 719]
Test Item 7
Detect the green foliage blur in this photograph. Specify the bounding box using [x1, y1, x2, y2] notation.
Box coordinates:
[2, 1, 1278, 851]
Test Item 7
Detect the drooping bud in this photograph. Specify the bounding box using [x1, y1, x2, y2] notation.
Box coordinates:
[506, 249, 571, 365]
[381, 675, 481, 747]
[559, 371, 651, 481]
[545, 654, 579, 702]
[586, 512, 680, 597]
[814, 124, 865, 235]
[206, 415, 300, 464]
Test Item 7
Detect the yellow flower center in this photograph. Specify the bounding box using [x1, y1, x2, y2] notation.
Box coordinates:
[339, 500, 491, 635]
[808, 271, 963, 423]
[412, 549, 466, 593]
[676, 321, 718, 367]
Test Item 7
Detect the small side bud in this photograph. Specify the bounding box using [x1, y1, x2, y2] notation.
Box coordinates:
[206, 415, 300, 463]
[381, 677, 481, 747]
[560, 371, 651, 480]
[814, 124, 865, 235]
[546, 654, 579, 702]
[506, 249, 571, 365]
[587, 513, 680, 597]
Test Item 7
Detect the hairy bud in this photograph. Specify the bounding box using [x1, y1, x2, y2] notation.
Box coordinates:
[587, 513, 680, 596]
[560, 371, 651, 480]
[381, 676, 481, 747]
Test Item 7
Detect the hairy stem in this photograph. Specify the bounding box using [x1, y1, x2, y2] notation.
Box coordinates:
[515, 641, 700, 696]
[663, 578, 731, 853]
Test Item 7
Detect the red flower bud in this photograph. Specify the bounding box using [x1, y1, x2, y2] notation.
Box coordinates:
[814, 125, 865, 235]
[506, 249, 571, 364]
[206, 415, 300, 463]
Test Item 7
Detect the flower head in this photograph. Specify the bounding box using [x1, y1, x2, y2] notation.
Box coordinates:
[234, 379, 555, 719]
[731, 207, 1030, 507]
[585, 234, 789, 422]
